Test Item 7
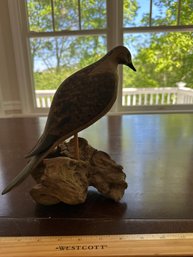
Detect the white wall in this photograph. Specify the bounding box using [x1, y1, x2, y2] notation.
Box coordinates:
[0, 1, 22, 115]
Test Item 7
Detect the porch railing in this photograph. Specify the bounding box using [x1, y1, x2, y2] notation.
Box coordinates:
[122, 87, 193, 106]
[35, 87, 193, 108]
[35, 90, 54, 108]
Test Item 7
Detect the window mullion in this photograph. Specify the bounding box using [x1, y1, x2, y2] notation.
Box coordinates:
[123, 25, 193, 33]
[177, 0, 181, 25]
[149, 0, 153, 26]
[78, 0, 82, 30]
[107, 0, 123, 113]
[50, 0, 56, 31]
[106, 0, 123, 50]
[28, 29, 107, 38]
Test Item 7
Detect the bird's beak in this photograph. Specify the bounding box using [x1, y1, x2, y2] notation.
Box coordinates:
[127, 62, 136, 72]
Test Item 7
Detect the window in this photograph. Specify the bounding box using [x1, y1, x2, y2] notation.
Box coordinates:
[122, 0, 193, 112]
[8, 0, 193, 114]
[26, 0, 107, 110]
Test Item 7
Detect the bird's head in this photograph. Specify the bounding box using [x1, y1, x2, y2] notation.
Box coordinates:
[110, 46, 136, 72]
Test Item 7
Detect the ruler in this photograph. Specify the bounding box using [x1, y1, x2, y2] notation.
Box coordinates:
[1, 233, 193, 257]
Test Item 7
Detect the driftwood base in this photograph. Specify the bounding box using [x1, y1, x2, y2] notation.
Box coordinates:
[30, 137, 127, 205]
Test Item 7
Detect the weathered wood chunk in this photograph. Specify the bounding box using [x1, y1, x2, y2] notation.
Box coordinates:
[30, 138, 127, 205]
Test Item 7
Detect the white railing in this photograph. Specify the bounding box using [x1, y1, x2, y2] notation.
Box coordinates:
[35, 90, 54, 108]
[122, 87, 193, 106]
[35, 87, 193, 108]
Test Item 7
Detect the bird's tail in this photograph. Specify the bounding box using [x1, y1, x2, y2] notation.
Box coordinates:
[2, 154, 42, 195]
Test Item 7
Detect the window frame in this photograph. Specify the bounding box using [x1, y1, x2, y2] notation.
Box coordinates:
[7, 0, 193, 115]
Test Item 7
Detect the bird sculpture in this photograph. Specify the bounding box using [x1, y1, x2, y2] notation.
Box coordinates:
[2, 45, 136, 195]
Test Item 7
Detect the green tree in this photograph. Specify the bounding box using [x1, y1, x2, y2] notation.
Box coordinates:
[124, 0, 193, 88]
[27, 0, 193, 90]
[27, 0, 107, 89]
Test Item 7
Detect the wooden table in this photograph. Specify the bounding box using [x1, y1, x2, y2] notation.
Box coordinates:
[1, 114, 193, 236]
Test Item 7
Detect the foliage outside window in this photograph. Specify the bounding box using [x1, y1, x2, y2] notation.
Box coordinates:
[123, 0, 193, 90]
[25, 0, 193, 110]
[27, 0, 107, 90]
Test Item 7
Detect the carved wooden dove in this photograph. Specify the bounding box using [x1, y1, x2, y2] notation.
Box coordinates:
[2, 45, 136, 194]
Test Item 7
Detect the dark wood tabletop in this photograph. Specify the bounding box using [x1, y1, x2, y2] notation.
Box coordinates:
[1, 113, 193, 236]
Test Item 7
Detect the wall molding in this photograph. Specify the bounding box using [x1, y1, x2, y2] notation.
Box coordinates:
[7, 0, 35, 114]
[0, 101, 22, 116]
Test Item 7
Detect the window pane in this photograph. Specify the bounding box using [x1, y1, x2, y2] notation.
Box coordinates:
[30, 35, 106, 107]
[80, 0, 106, 29]
[26, 0, 107, 32]
[27, 0, 53, 32]
[54, 0, 79, 30]
[123, 0, 150, 27]
[180, 0, 193, 25]
[123, 32, 193, 106]
[152, 0, 178, 26]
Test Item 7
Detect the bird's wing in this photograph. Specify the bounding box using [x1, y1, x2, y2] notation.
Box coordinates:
[46, 71, 117, 134]
[27, 71, 117, 157]
[25, 133, 58, 158]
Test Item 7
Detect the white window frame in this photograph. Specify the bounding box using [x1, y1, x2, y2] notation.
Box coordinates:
[7, 0, 193, 115]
